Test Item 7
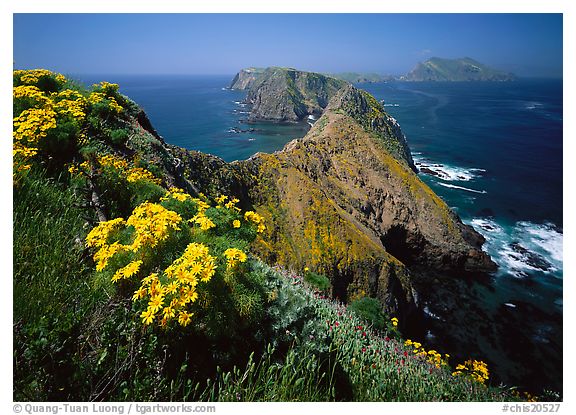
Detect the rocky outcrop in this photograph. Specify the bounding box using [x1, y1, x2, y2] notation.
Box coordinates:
[128, 68, 496, 319]
[168, 79, 495, 318]
[403, 57, 515, 82]
[243, 67, 347, 122]
[229, 67, 265, 90]
[238, 86, 495, 298]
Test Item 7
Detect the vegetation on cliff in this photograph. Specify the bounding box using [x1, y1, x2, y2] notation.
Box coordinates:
[14, 69, 524, 402]
[243, 67, 347, 122]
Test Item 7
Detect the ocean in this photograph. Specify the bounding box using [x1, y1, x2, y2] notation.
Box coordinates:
[77, 74, 563, 393]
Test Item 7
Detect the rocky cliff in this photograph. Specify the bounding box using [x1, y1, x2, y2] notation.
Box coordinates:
[229, 67, 265, 90]
[403, 57, 516, 82]
[242, 67, 347, 122]
[125, 68, 495, 319]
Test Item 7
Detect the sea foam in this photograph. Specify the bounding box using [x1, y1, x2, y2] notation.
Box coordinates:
[467, 218, 563, 280]
[412, 153, 485, 182]
[438, 183, 487, 194]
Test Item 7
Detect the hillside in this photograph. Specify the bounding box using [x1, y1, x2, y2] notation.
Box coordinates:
[403, 57, 516, 81]
[242, 67, 348, 122]
[13, 68, 521, 402]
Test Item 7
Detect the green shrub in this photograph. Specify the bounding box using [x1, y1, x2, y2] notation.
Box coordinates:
[303, 270, 331, 293]
[347, 297, 387, 331]
[109, 128, 130, 145]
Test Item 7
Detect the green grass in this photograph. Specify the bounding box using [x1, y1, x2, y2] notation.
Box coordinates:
[13, 169, 99, 323]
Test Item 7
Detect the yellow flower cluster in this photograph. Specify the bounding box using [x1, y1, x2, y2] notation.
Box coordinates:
[88, 91, 123, 113]
[14, 69, 66, 85]
[86, 191, 266, 330]
[112, 259, 143, 282]
[126, 202, 182, 251]
[52, 89, 87, 119]
[404, 339, 450, 369]
[162, 187, 192, 203]
[13, 107, 58, 166]
[134, 242, 217, 327]
[86, 203, 182, 271]
[223, 248, 248, 269]
[190, 213, 216, 231]
[244, 211, 266, 233]
[93, 81, 120, 94]
[85, 218, 127, 271]
[452, 359, 490, 385]
[13, 85, 51, 106]
[12, 69, 126, 175]
[69, 153, 161, 185]
[391, 317, 398, 327]
[99, 154, 161, 184]
[13, 107, 57, 142]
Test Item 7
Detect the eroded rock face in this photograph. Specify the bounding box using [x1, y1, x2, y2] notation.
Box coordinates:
[229, 67, 265, 90]
[244, 67, 347, 122]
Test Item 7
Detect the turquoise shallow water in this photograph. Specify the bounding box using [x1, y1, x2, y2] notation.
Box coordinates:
[77, 74, 562, 392]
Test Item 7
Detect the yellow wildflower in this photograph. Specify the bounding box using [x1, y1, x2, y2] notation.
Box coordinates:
[178, 311, 192, 327]
[148, 295, 164, 313]
[141, 308, 155, 326]
[223, 247, 248, 269]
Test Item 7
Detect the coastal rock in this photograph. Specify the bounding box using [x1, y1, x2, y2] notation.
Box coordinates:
[402, 57, 516, 82]
[229, 67, 265, 90]
[244, 67, 347, 122]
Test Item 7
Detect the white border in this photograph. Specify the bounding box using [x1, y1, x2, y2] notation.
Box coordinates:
[2, 1, 574, 412]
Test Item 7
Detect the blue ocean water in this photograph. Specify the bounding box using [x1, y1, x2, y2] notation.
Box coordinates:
[77, 75, 562, 392]
[359, 80, 562, 393]
[77, 75, 310, 161]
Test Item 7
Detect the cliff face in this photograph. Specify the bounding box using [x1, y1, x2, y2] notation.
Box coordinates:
[403, 57, 516, 82]
[244, 67, 347, 122]
[229, 67, 265, 90]
[131, 68, 495, 319]
[237, 85, 493, 308]
[169, 80, 495, 318]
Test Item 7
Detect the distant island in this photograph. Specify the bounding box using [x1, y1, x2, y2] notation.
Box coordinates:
[401, 57, 516, 82]
[328, 72, 395, 83]
[229, 59, 515, 90]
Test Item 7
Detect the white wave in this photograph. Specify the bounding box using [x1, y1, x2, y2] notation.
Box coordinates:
[423, 305, 442, 320]
[469, 218, 505, 236]
[517, 222, 563, 264]
[438, 183, 487, 194]
[525, 101, 543, 110]
[467, 217, 563, 279]
[413, 155, 485, 182]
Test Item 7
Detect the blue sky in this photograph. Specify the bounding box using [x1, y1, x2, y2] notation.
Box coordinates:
[13, 13, 563, 77]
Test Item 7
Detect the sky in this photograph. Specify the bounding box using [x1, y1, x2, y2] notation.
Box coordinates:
[12, 13, 563, 77]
